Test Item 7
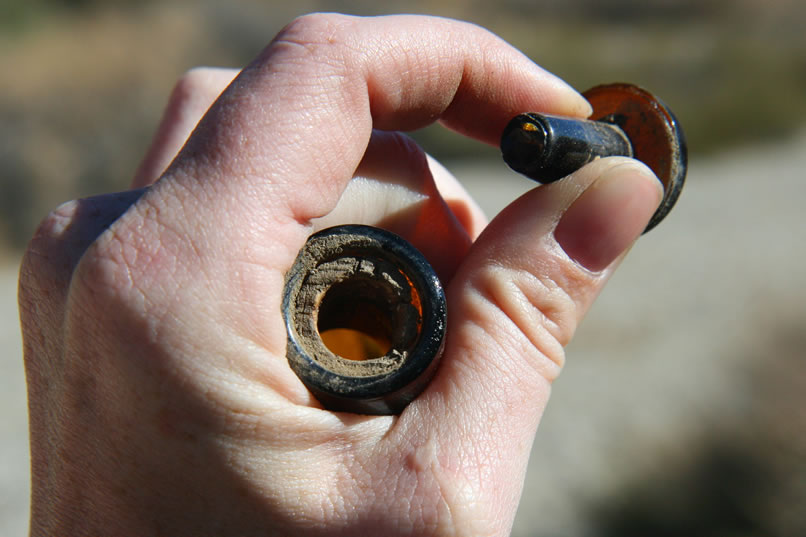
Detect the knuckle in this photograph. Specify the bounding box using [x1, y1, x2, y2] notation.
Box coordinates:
[53, 193, 159, 316]
[175, 66, 233, 95]
[19, 200, 90, 368]
[168, 67, 222, 113]
[35, 199, 80, 239]
[27, 199, 81, 252]
[68, 242, 139, 338]
[68, 192, 199, 331]
[267, 13, 355, 62]
[19, 200, 82, 294]
[18, 192, 156, 379]
[370, 130, 430, 180]
[71, 205, 154, 305]
[170, 68, 207, 103]
[20, 191, 145, 301]
[277, 12, 348, 44]
[469, 263, 576, 380]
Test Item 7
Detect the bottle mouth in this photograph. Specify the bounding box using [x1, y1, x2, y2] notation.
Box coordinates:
[282, 224, 446, 414]
[317, 275, 412, 361]
[500, 113, 549, 179]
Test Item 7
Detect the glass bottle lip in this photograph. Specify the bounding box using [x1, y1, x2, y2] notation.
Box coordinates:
[282, 224, 446, 415]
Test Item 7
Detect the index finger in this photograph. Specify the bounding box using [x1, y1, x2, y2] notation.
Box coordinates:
[163, 13, 591, 225]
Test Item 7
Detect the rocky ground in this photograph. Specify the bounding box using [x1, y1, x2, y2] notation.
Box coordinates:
[2, 133, 804, 535]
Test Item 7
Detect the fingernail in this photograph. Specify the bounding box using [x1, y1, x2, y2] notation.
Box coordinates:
[554, 163, 663, 272]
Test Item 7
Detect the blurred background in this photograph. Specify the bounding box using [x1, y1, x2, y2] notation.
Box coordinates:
[1, 0, 804, 535]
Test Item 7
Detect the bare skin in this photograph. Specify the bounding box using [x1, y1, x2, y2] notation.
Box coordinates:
[19, 14, 662, 537]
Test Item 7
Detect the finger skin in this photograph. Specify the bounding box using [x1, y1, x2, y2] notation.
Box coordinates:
[160, 13, 590, 227]
[19, 13, 656, 537]
[95, 13, 592, 395]
[131, 67, 238, 188]
[131, 65, 486, 246]
[76, 11, 592, 410]
[382, 157, 662, 535]
[312, 130, 474, 283]
[427, 155, 489, 240]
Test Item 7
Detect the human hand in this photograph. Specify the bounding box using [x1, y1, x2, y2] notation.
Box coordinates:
[19, 14, 662, 536]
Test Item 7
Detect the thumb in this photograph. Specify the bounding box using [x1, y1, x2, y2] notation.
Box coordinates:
[441, 156, 663, 388]
[392, 157, 663, 530]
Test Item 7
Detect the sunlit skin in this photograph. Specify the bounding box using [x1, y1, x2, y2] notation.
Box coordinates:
[19, 14, 661, 537]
